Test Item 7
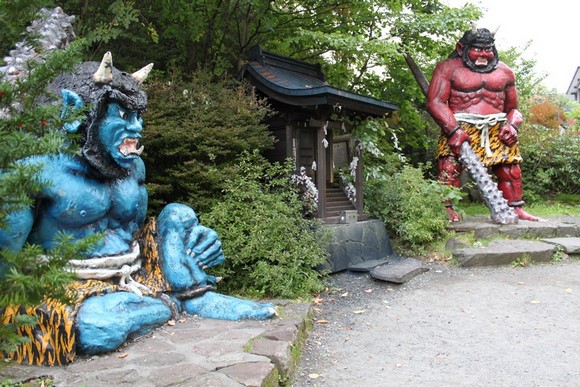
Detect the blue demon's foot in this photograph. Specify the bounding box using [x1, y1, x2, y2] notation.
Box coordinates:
[76, 293, 172, 355]
[181, 291, 276, 321]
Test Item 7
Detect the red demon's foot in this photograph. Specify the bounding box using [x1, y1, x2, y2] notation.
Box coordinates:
[513, 206, 543, 222]
[445, 206, 461, 222]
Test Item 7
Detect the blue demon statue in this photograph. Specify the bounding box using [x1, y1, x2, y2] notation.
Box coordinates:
[0, 52, 275, 365]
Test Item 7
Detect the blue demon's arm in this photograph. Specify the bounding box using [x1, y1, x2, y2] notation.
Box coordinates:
[156, 203, 225, 291]
[0, 207, 34, 253]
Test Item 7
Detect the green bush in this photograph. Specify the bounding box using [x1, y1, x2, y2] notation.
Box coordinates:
[142, 70, 275, 215]
[520, 128, 580, 201]
[202, 151, 328, 298]
[364, 165, 451, 254]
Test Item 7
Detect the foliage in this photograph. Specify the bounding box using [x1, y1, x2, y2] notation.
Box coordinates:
[52, 0, 157, 66]
[0, 0, 56, 56]
[0, 42, 87, 354]
[142, 70, 275, 215]
[202, 151, 328, 298]
[518, 129, 580, 200]
[365, 165, 451, 253]
[349, 119, 452, 253]
[49, 0, 483, 166]
[499, 43, 546, 104]
[527, 99, 566, 129]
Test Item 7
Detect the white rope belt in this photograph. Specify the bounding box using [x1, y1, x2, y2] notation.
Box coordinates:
[66, 242, 151, 296]
[454, 113, 507, 157]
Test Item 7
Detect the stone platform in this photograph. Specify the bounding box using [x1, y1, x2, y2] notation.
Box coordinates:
[449, 215, 580, 267]
[0, 300, 312, 387]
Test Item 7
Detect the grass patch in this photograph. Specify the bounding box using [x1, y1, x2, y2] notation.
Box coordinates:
[457, 201, 580, 218]
[512, 254, 532, 267]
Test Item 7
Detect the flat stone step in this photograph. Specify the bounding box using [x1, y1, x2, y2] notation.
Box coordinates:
[452, 216, 580, 239]
[452, 239, 557, 267]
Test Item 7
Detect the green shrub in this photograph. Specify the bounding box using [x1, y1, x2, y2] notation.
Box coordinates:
[142, 70, 275, 215]
[202, 151, 328, 298]
[365, 165, 451, 254]
[519, 128, 580, 201]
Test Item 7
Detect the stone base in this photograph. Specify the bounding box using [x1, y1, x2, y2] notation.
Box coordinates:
[322, 219, 393, 273]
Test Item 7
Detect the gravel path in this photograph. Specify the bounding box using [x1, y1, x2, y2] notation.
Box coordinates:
[292, 259, 580, 386]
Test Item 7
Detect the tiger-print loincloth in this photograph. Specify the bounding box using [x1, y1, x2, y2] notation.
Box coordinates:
[436, 120, 522, 167]
[1, 218, 168, 366]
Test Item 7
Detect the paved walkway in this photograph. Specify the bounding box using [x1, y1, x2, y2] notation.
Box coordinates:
[1, 300, 312, 386]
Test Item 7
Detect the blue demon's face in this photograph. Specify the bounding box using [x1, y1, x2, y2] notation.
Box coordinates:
[98, 102, 144, 169]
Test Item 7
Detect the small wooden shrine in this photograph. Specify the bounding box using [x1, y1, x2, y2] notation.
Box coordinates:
[240, 45, 397, 223]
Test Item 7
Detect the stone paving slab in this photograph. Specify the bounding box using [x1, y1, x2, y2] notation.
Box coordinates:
[369, 258, 429, 283]
[542, 237, 580, 254]
[0, 301, 312, 387]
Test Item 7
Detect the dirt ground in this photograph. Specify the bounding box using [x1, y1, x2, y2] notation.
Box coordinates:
[292, 259, 580, 386]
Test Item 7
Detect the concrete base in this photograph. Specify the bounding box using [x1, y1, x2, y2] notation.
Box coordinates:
[322, 219, 393, 273]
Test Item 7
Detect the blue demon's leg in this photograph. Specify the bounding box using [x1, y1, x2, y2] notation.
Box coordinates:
[76, 293, 171, 355]
[181, 291, 276, 321]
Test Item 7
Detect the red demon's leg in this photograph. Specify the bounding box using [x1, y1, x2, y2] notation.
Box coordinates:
[493, 164, 541, 221]
[439, 156, 463, 222]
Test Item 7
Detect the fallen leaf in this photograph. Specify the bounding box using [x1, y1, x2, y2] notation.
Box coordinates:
[308, 373, 320, 379]
[117, 353, 128, 359]
[530, 300, 541, 304]
[340, 292, 348, 298]
[364, 288, 373, 294]
[178, 318, 187, 323]
[316, 319, 329, 324]
[353, 310, 366, 314]
[313, 296, 324, 304]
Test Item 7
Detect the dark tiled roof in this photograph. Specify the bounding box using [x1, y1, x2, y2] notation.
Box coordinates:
[241, 45, 397, 117]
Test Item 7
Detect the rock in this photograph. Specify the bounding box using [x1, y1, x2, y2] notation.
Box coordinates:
[370, 258, 429, 284]
[349, 259, 389, 272]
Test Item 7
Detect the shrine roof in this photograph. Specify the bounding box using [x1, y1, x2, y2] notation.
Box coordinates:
[241, 45, 397, 117]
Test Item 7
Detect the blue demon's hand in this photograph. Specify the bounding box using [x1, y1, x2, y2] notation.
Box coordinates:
[186, 225, 225, 269]
[158, 203, 225, 291]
